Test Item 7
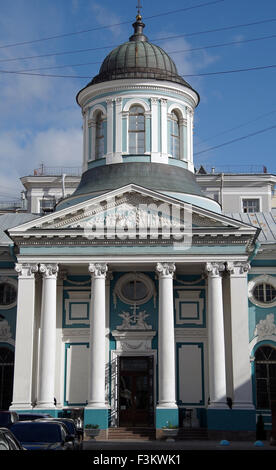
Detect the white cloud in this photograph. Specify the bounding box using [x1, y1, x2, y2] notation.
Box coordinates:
[90, 1, 123, 38]
[0, 128, 82, 197]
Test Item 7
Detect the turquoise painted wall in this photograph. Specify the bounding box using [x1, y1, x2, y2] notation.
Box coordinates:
[248, 273, 276, 342]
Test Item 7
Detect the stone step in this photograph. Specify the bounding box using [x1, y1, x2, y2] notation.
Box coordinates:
[108, 427, 156, 440]
[176, 428, 208, 440]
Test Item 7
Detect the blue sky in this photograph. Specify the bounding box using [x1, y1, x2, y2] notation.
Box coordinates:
[0, 0, 276, 199]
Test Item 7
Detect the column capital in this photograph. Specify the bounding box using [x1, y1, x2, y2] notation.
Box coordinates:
[88, 263, 108, 278]
[225, 261, 250, 277]
[15, 263, 38, 279]
[39, 263, 59, 278]
[205, 262, 225, 277]
[156, 262, 176, 278]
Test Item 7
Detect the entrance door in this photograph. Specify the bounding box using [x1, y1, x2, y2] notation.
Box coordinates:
[119, 356, 154, 427]
[0, 347, 14, 410]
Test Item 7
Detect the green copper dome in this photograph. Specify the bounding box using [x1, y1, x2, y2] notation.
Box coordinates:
[88, 15, 195, 90]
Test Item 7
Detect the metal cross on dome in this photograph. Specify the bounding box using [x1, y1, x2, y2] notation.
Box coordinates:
[136, 0, 142, 16]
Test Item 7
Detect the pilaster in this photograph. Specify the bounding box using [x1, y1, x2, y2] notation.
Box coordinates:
[225, 261, 255, 410]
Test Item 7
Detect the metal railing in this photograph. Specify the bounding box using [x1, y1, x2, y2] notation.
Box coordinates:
[33, 164, 82, 177]
[196, 164, 271, 174]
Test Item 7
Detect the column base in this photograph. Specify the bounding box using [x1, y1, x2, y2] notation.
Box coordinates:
[208, 402, 229, 410]
[156, 406, 179, 429]
[9, 403, 33, 411]
[84, 408, 109, 430]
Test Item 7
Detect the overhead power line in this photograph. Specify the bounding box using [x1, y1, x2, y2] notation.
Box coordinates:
[11, 33, 276, 73]
[0, 0, 225, 50]
[183, 63, 276, 77]
[2, 61, 276, 80]
[194, 124, 276, 155]
[3, 31, 276, 71]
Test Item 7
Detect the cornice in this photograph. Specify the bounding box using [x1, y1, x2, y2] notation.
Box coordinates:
[77, 79, 199, 110]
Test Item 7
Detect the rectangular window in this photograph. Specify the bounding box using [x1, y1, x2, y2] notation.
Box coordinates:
[40, 197, 55, 213]
[242, 198, 260, 213]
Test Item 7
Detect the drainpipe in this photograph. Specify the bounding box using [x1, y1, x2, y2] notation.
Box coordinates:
[220, 173, 224, 209]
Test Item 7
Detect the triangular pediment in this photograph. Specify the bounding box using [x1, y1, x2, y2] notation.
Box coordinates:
[7, 184, 259, 247]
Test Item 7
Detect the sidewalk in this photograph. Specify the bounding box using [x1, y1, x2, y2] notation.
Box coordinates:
[82, 438, 276, 451]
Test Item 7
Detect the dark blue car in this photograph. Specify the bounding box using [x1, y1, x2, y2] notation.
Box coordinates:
[10, 421, 75, 450]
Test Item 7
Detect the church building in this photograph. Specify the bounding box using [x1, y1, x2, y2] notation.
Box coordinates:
[1, 12, 276, 440]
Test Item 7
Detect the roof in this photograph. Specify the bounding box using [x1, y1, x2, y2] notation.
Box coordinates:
[77, 15, 199, 101]
[225, 210, 276, 244]
[0, 213, 39, 246]
[56, 162, 204, 210]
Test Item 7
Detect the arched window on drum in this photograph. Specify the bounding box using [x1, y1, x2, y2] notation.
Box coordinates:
[95, 110, 105, 159]
[128, 105, 145, 154]
[170, 110, 180, 159]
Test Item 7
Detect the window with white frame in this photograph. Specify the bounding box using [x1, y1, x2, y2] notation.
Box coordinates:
[248, 275, 276, 308]
[255, 345, 276, 409]
[242, 198, 260, 213]
[128, 105, 145, 154]
[170, 110, 180, 159]
[95, 111, 105, 159]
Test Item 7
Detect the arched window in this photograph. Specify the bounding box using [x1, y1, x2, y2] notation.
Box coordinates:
[95, 111, 105, 159]
[255, 345, 276, 409]
[128, 105, 145, 154]
[170, 110, 180, 159]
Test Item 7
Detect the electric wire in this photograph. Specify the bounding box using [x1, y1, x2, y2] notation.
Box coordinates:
[194, 124, 276, 155]
[11, 32, 276, 73]
[0, 0, 225, 50]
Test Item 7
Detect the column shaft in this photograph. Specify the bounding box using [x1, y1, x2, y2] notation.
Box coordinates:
[206, 262, 228, 408]
[37, 264, 58, 409]
[87, 263, 108, 408]
[156, 262, 177, 408]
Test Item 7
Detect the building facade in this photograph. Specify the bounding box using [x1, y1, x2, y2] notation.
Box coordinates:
[1, 14, 276, 439]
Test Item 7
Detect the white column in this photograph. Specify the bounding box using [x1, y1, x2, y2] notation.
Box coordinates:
[206, 262, 228, 409]
[226, 261, 254, 409]
[106, 99, 114, 164]
[10, 263, 38, 410]
[160, 98, 168, 162]
[151, 97, 160, 162]
[37, 263, 59, 409]
[82, 109, 89, 172]
[156, 262, 177, 408]
[186, 107, 194, 172]
[114, 97, 123, 163]
[87, 263, 108, 408]
[88, 117, 96, 162]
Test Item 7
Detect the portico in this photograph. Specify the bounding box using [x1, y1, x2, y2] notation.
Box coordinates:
[9, 242, 257, 436]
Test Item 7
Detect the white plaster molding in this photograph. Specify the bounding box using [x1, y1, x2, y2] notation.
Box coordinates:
[226, 261, 251, 277]
[88, 263, 108, 278]
[156, 262, 176, 278]
[39, 263, 59, 278]
[112, 330, 156, 352]
[123, 98, 150, 112]
[205, 262, 225, 277]
[15, 263, 38, 278]
[254, 313, 276, 339]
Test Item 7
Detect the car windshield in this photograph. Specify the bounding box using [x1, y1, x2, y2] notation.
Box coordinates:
[63, 422, 75, 433]
[11, 423, 61, 443]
